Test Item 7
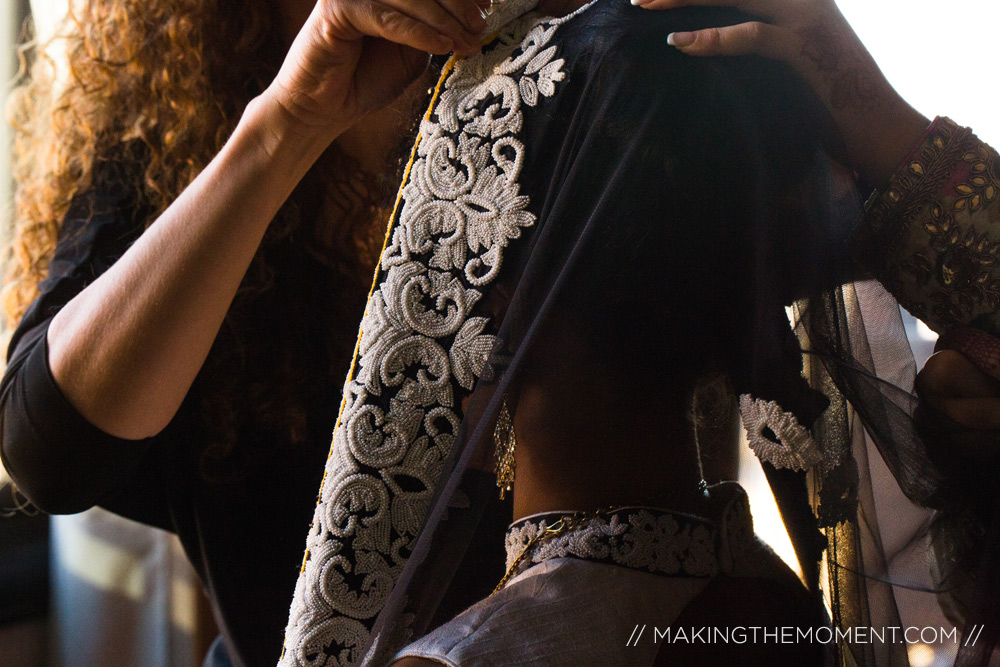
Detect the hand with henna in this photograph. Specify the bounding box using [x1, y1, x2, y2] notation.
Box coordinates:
[641, 0, 1000, 452]
[639, 0, 930, 187]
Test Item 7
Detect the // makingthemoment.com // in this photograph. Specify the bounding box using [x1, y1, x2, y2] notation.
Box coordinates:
[625, 625, 985, 648]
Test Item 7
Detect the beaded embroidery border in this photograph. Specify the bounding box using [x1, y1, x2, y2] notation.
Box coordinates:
[504, 507, 723, 582]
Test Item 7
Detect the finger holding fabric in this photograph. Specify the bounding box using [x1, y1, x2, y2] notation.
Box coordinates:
[643, 0, 929, 187]
[919, 334, 1000, 436]
[649, 0, 824, 59]
[265, 0, 487, 143]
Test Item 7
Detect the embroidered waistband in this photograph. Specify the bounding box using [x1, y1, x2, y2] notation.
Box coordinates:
[504, 507, 721, 580]
[503, 484, 758, 584]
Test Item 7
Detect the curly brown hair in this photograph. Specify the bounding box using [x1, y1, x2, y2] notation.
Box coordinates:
[5, 0, 391, 481]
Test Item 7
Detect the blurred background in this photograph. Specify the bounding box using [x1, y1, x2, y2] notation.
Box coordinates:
[0, 1, 996, 666]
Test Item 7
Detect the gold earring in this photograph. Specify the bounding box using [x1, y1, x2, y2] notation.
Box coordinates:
[494, 400, 517, 499]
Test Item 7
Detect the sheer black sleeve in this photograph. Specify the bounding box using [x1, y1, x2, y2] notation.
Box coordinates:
[0, 150, 170, 525]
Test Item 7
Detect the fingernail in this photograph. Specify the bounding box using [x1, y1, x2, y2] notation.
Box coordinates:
[667, 32, 695, 47]
[630, 0, 650, 5]
[465, 8, 487, 32]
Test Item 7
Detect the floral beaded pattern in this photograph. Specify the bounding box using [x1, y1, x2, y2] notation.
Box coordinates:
[502, 488, 759, 584]
[862, 117, 1000, 335]
[279, 9, 582, 667]
[504, 509, 720, 580]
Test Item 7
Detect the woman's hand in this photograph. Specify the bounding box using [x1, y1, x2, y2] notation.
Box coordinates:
[639, 0, 930, 186]
[265, 0, 489, 144]
[919, 350, 1000, 431]
[645, 0, 835, 61]
[45, 0, 489, 440]
[917, 349, 1000, 463]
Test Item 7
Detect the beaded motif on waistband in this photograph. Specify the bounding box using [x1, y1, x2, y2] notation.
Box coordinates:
[504, 507, 724, 580]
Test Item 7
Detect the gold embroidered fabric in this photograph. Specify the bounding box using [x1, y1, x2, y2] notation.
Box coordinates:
[860, 117, 1000, 335]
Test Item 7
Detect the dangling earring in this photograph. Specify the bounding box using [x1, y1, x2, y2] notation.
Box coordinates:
[494, 400, 517, 500]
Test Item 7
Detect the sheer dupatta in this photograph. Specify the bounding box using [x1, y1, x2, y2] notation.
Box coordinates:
[277, 2, 955, 665]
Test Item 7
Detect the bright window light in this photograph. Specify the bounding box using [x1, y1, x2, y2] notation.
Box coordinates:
[837, 0, 1000, 147]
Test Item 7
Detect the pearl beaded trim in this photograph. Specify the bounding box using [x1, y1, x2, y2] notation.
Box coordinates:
[738, 394, 823, 472]
[504, 507, 722, 581]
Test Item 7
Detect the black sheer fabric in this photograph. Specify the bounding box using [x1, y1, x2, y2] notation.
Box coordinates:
[279, 3, 981, 665]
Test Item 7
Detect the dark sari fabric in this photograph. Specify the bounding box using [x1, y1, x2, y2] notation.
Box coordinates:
[278, 2, 949, 665]
[3, 3, 973, 667]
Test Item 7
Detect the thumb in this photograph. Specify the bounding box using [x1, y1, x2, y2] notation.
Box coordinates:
[667, 21, 796, 62]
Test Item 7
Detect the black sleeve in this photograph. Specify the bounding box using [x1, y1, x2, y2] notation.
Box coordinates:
[0, 150, 170, 525]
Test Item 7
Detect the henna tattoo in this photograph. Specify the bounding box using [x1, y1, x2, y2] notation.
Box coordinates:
[797, 20, 886, 112]
[798, 25, 842, 73]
